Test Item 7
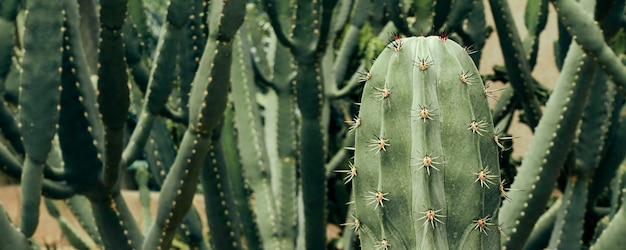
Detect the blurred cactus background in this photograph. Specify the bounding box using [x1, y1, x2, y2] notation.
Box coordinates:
[1, 0, 626, 249]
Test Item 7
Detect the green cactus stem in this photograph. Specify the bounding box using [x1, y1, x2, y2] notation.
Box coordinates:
[353, 35, 501, 249]
[19, 0, 64, 237]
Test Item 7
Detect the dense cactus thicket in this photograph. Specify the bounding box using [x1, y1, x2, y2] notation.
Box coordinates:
[1, 0, 626, 249]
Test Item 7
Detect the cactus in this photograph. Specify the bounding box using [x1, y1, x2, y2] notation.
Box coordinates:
[352, 35, 501, 249]
[4, 0, 626, 249]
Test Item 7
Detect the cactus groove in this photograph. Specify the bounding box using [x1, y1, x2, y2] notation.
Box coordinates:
[353, 36, 501, 249]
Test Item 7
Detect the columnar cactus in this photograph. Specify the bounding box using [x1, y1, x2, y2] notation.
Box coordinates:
[352, 35, 501, 249]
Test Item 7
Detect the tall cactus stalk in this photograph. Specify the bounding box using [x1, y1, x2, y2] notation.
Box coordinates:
[352, 35, 501, 249]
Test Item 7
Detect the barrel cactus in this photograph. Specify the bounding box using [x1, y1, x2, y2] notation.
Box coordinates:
[351, 35, 502, 249]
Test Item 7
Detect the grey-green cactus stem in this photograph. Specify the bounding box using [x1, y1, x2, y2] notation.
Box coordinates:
[91, 193, 144, 249]
[122, 0, 192, 168]
[523, 198, 562, 250]
[221, 105, 262, 249]
[231, 25, 282, 249]
[19, 0, 64, 237]
[98, 0, 130, 190]
[552, 0, 626, 97]
[523, 0, 549, 69]
[354, 36, 500, 249]
[0, 202, 29, 250]
[65, 195, 103, 247]
[44, 199, 94, 250]
[142, 0, 244, 249]
[499, 42, 597, 250]
[592, 192, 626, 249]
[489, 0, 543, 130]
[0, 0, 18, 82]
[201, 126, 243, 249]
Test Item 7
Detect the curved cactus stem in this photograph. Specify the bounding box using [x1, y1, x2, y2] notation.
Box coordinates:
[547, 175, 590, 250]
[231, 25, 282, 250]
[588, 101, 626, 207]
[90, 193, 144, 250]
[97, 0, 130, 191]
[461, 0, 487, 66]
[330, 22, 397, 99]
[552, 0, 626, 97]
[65, 195, 103, 247]
[124, 20, 151, 93]
[592, 195, 626, 249]
[0, 0, 18, 83]
[548, 66, 614, 249]
[44, 199, 96, 250]
[488, 0, 543, 130]
[522, 198, 561, 250]
[491, 86, 517, 125]
[499, 42, 597, 249]
[0, 91, 23, 155]
[122, 0, 192, 169]
[142, 1, 244, 248]
[201, 129, 243, 249]
[19, 0, 64, 237]
[221, 105, 262, 249]
[0, 202, 29, 250]
[523, 0, 549, 70]
[333, 0, 371, 84]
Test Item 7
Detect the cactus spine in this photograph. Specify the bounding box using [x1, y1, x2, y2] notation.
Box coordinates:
[353, 36, 501, 249]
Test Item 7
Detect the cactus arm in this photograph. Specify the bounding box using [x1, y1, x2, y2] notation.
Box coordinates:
[552, 0, 626, 97]
[124, 20, 151, 93]
[445, 0, 474, 32]
[141, 130, 210, 250]
[596, 0, 625, 38]
[0, 143, 71, 199]
[547, 176, 589, 250]
[523, 198, 562, 250]
[262, 0, 295, 49]
[0, 0, 18, 83]
[65, 195, 104, 247]
[44, 199, 95, 250]
[432, 0, 452, 32]
[492, 86, 516, 125]
[18, 0, 64, 237]
[549, 56, 612, 249]
[201, 129, 243, 249]
[90, 193, 144, 250]
[143, 117, 177, 186]
[522, 0, 549, 69]
[179, 207, 211, 250]
[176, 0, 207, 123]
[231, 26, 282, 250]
[121, 0, 191, 168]
[0, 101, 24, 155]
[331, 22, 397, 99]
[592, 193, 626, 249]
[128, 0, 153, 55]
[387, 0, 410, 35]
[142, 118, 210, 249]
[588, 100, 626, 207]
[499, 42, 597, 249]
[0, 202, 29, 250]
[488, 0, 543, 130]
[332, 0, 370, 84]
[221, 105, 262, 249]
[463, 0, 487, 66]
[142, 1, 244, 249]
[97, 0, 130, 190]
[412, 0, 435, 35]
[325, 132, 355, 177]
